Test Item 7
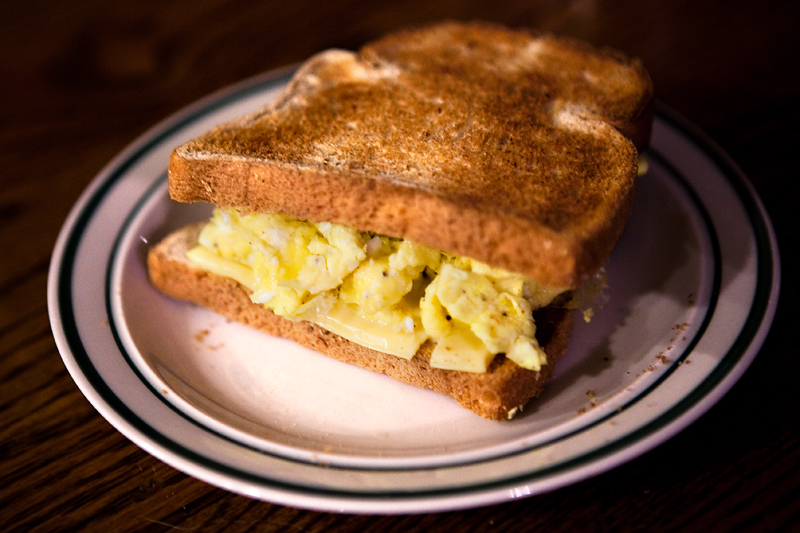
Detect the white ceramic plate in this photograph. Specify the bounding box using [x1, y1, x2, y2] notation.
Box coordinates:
[48, 68, 780, 514]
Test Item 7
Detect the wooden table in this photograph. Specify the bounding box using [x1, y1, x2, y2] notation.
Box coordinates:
[2, 1, 797, 530]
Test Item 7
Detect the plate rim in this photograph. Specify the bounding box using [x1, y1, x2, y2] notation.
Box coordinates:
[47, 69, 781, 513]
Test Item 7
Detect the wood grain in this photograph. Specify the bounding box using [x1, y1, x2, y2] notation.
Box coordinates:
[2, 0, 798, 531]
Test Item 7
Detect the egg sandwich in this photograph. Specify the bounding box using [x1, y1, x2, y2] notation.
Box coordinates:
[147, 22, 653, 420]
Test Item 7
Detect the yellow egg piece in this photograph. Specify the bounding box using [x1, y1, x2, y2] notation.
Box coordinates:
[188, 207, 565, 371]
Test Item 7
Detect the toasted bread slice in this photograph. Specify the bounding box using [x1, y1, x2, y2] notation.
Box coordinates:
[148, 224, 574, 420]
[168, 21, 652, 289]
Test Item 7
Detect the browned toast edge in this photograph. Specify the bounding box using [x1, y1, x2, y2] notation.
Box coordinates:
[146, 224, 574, 420]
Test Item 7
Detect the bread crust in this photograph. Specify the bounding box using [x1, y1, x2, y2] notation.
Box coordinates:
[147, 225, 574, 420]
[168, 22, 652, 289]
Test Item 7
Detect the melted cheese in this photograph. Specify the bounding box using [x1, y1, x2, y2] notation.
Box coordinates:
[188, 208, 566, 372]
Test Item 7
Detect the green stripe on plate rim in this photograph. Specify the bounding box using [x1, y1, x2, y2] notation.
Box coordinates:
[52, 70, 775, 500]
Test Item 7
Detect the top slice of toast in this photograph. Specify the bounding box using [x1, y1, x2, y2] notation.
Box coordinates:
[168, 22, 653, 289]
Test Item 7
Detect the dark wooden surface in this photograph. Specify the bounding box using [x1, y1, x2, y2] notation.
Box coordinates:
[2, 1, 798, 531]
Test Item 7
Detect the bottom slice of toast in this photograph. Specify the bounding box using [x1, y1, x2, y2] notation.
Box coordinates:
[147, 225, 574, 420]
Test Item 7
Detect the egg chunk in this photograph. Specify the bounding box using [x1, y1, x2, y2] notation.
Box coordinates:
[187, 208, 566, 372]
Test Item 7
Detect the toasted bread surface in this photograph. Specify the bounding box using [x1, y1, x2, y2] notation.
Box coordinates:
[147, 224, 573, 420]
[168, 22, 652, 289]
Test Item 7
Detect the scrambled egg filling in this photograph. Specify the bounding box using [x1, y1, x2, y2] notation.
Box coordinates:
[187, 208, 567, 373]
